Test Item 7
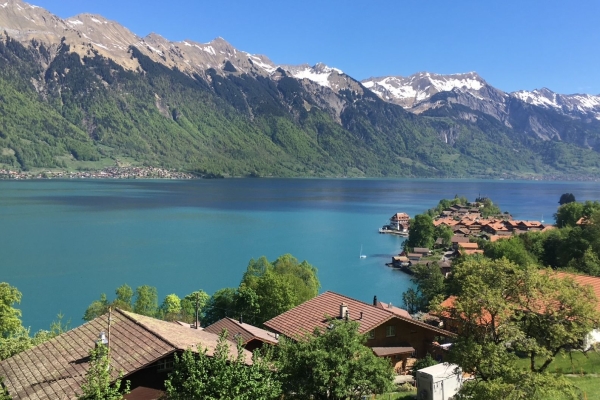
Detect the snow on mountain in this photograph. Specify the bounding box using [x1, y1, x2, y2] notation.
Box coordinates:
[283, 63, 344, 88]
[513, 89, 600, 119]
[362, 72, 486, 108]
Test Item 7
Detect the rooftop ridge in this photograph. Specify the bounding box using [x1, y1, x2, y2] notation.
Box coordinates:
[116, 308, 179, 350]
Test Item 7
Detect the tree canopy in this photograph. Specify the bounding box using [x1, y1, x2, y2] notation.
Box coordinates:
[78, 345, 129, 400]
[0, 282, 23, 338]
[437, 257, 600, 399]
[164, 330, 281, 400]
[277, 319, 394, 399]
[559, 193, 576, 205]
[406, 214, 435, 250]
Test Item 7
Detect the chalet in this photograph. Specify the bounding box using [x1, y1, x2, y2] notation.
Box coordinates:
[407, 253, 423, 262]
[390, 213, 410, 231]
[0, 309, 252, 400]
[392, 255, 410, 268]
[264, 291, 455, 373]
[451, 235, 470, 250]
[203, 317, 279, 352]
[413, 247, 431, 256]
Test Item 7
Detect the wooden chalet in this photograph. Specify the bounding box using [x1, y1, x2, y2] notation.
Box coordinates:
[263, 291, 455, 373]
[0, 309, 252, 400]
[203, 317, 279, 351]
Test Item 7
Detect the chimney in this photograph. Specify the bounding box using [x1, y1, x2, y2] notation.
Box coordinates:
[373, 295, 378, 306]
[340, 303, 348, 319]
[359, 312, 363, 320]
[239, 314, 243, 324]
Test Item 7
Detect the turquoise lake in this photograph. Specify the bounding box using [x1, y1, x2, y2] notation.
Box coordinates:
[2, 178, 600, 332]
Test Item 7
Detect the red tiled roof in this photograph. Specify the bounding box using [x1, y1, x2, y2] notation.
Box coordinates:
[204, 317, 279, 346]
[0, 309, 252, 400]
[554, 272, 600, 312]
[263, 291, 454, 340]
[459, 243, 479, 250]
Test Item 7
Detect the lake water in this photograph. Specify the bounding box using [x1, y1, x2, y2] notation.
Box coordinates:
[1, 178, 600, 332]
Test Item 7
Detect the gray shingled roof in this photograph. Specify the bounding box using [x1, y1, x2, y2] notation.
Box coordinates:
[0, 309, 252, 400]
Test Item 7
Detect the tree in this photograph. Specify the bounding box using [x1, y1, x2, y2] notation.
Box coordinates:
[277, 319, 394, 399]
[411, 354, 437, 377]
[203, 288, 236, 326]
[132, 285, 158, 317]
[83, 294, 109, 322]
[0, 283, 22, 338]
[559, 193, 576, 205]
[482, 236, 538, 267]
[555, 202, 584, 227]
[434, 224, 453, 247]
[0, 376, 11, 400]
[180, 290, 210, 324]
[406, 214, 435, 249]
[159, 294, 182, 321]
[164, 330, 281, 400]
[240, 254, 320, 325]
[78, 345, 129, 400]
[113, 285, 133, 311]
[437, 257, 600, 399]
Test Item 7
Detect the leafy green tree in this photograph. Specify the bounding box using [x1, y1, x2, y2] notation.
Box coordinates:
[277, 319, 394, 399]
[559, 193, 576, 205]
[401, 263, 445, 313]
[479, 198, 502, 218]
[180, 290, 210, 324]
[407, 214, 435, 249]
[438, 257, 600, 400]
[159, 294, 182, 321]
[0, 376, 11, 400]
[555, 202, 584, 227]
[241, 254, 320, 325]
[0, 283, 22, 338]
[113, 285, 133, 311]
[78, 345, 130, 400]
[203, 288, 237, 325]
[482, 236, 538, 267]
[132, 285, 158, 317]
[164, 330, 281, 400]
[434, 224, 454, 247]
[411, 354, 437, 377]
[83, 294, 109, 322]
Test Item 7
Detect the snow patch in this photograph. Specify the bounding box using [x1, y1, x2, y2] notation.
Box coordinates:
[146, 45, 163, 55]
[0, 3, 9, 8]
[90, 17, 102, 24]
[248, 55, 275, 73]
[292, 68, 332, 88]
[182, 41, 192, 47]
[66, 19, 84, 25]
[92, 42, 108, 50]
[201, 45, 216, 55]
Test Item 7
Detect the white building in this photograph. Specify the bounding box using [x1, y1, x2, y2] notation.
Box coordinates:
[416, 363, 463, 400]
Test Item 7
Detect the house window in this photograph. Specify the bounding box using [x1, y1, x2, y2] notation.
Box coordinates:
[386, 325, 396, 337]
[157, 358, 174, 371]
[367, 330, 375, 340]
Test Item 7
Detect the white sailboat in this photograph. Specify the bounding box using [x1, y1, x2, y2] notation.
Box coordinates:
[359, 245, 367, 259]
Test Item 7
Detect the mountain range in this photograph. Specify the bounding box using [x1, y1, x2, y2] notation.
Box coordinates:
[1, 0, 600, 178]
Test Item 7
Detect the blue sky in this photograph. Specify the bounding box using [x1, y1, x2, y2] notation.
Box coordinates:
[31, 0, 600, 95]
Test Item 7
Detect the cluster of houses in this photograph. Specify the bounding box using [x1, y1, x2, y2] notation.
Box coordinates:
[2, 275, 600, 400]
[0, 291, 458, 400]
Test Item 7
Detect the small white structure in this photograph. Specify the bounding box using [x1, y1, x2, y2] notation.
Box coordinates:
[416, 363, 463, 400]
[584, 328, 600, 351]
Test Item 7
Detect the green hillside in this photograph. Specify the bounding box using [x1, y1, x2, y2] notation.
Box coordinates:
[1, 36, 600, 178]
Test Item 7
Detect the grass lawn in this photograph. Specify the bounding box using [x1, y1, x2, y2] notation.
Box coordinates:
[515, 351, 600, 375]
[545, 376, 600, 400]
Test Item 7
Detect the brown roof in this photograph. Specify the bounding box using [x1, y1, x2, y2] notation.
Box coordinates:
[459, 243, 479, 250]
[203, 317, 279, 346]
[371, 346, 415, 357]
[375, 302, 412, 319]
[451, 235, 470, 244]
[263, 291, 454, 340]
[0, 309, 252, 400]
